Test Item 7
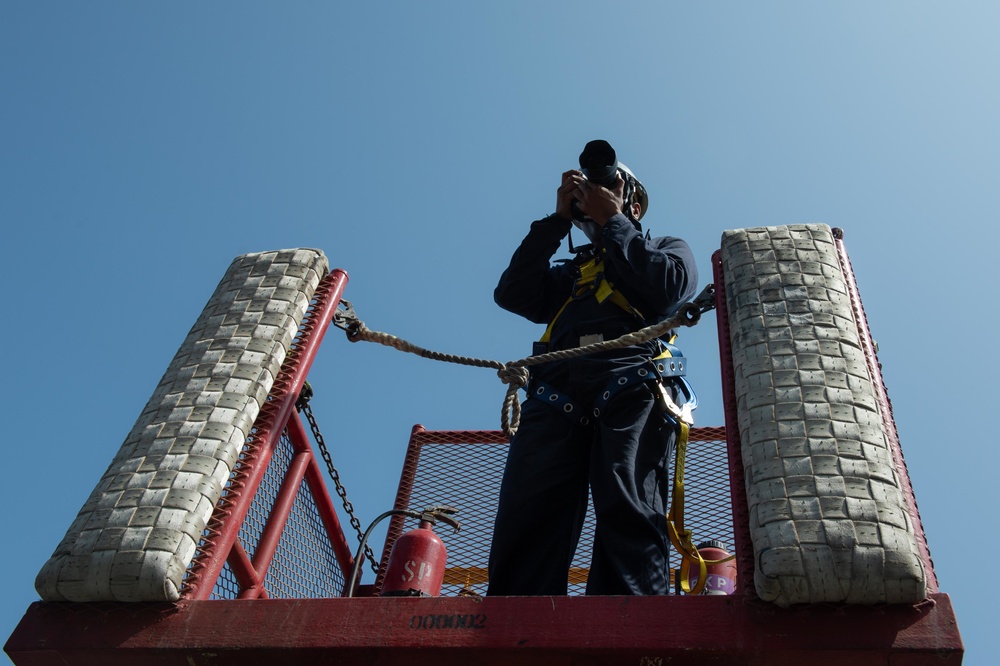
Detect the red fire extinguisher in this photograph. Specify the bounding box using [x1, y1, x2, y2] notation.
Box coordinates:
[688, 539, 737, 595]
[381, 506, 460, 597]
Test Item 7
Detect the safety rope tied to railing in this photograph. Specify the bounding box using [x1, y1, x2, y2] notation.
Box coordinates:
[332, 286, 718, 594]
[336, 292, 709, 437]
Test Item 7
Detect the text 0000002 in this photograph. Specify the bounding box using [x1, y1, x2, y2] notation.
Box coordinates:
[409, 614, 487, 630]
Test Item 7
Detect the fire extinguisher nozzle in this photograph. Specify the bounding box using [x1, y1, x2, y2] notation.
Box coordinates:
[420, 506, 461, 532]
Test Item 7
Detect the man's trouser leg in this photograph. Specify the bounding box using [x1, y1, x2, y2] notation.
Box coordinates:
[487, 398, 591, 596]
[585, 384, 676, 595]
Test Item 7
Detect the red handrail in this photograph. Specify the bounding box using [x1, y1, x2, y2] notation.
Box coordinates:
[183, 269, 350, 600]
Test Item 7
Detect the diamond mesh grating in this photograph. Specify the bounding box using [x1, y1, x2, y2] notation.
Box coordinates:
[377, 426, 733, 597]
[211, 561, 242, 600]
[210, 430, 346, 599]
[667, 428, 734, 590]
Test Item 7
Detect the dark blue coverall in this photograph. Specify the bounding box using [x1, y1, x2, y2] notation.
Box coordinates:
[487, 212, 698, 596]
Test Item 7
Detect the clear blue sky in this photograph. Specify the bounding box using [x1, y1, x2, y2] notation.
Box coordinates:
[2, 2, 996, 662]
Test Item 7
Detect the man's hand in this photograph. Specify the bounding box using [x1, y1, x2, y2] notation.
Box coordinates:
[573, 174, 625, 227]
[556, 170, 586, 221]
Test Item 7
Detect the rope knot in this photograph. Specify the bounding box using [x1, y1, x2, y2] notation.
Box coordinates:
[497, 364, 529, 439]
[497, 364, 529, 389]
[345, 319, 366, 342]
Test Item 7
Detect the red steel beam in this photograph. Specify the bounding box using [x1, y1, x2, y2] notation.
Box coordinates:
[712, 250, 758, 599]
[238, 449, 313, 600]
[375, 424, 428, 590]
[5, 593, 963, 666]
[225, 539, 264, 598]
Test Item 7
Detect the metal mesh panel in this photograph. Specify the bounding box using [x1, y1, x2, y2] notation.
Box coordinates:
[378, 426, 733, 597]
[667, 428, 734, 590]
[209, 431, 345, 599]
[211, 561, 242, 600]
[265, 473, 346, 598]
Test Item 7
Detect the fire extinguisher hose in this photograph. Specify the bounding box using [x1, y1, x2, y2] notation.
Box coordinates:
[345, 509, 411, 598]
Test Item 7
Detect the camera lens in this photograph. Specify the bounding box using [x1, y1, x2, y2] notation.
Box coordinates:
[579, 140, 619, 187]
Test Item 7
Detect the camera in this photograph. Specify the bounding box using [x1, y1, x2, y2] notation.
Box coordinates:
[572, 139, 620, 221]
[578, 139, 620, 187]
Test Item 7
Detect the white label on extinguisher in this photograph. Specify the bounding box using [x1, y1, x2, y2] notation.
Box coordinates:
[402, 560, 432, 583]
[700, 574, 735, 595]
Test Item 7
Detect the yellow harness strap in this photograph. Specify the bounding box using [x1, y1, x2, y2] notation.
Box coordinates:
[666, 421, 737, 594]
[654, 336, 679, 355]
[665, 421, 708, 594]
[539, 256, 644, 345]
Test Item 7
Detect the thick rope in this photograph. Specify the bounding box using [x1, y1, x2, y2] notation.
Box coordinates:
[344, 302, 703, 437]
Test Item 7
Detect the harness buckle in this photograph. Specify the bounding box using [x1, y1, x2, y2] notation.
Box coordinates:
[573, 271, 604, 300]
[656, 381, 695, 426]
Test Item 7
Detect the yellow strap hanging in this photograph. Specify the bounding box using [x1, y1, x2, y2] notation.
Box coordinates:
[665, 420, 709, 595]
[665, 420, 737, 594]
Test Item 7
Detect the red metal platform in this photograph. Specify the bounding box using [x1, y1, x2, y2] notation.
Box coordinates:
[4, 248, 964, 665]
[6, 593, 962, 665]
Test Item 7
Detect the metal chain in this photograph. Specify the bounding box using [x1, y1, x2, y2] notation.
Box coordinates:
[298, 391, 379, 575]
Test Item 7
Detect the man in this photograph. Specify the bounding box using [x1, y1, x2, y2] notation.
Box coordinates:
[487, 142, 698, 596]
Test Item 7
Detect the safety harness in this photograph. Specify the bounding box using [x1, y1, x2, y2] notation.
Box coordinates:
[531, 250, 696, 422]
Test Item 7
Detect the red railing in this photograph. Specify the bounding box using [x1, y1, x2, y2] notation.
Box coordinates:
[832, 234, 939, 592]
[712, 249, 759, 599]
[182, 269, 356, 600]
[179, 240, 941, 606]
[374, 425, 734, 598]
